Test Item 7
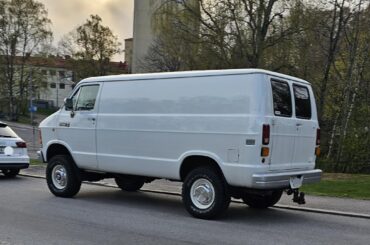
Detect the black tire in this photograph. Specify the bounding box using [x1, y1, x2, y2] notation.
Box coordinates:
[46, 155, 81, 198]
[115, 176, 145, 192]
[182, 167, 230, 219]
[242, 190, 283, 209]
[2, 169, 20, 178]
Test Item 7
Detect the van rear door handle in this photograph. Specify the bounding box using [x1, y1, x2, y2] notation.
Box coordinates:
[87, 117, 96, 122]
[296, 123, 302, 127]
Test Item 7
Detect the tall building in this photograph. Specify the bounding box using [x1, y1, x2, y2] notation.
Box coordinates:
[124, 38, 133, 73]
[132, 0, 164, 74]
[132, 0, 199, 73]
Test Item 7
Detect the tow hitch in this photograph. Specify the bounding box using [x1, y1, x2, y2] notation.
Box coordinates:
[287, 189, 306, 205]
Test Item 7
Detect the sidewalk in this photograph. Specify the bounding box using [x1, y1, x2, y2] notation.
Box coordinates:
[21, 164, 370, 217]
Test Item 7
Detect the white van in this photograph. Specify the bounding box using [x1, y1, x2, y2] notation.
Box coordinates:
[39, 69, 321, 219]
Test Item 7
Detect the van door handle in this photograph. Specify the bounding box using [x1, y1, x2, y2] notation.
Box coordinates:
[87, 117, 96, 122]
[296, 123, 302, 127]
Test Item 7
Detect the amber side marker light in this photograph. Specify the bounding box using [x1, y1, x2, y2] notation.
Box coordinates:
[261, 147, 270, 157]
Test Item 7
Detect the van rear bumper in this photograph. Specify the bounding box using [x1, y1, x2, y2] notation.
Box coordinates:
[251, 169, 322, 189]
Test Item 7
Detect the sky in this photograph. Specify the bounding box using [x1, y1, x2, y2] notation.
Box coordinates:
[39, 0, 134, 61]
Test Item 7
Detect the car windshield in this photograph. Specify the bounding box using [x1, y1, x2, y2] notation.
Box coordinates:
[0, 124, 18, 138]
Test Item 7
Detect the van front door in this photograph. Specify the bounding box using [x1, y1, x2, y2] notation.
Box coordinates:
[57, 84, 100, 170]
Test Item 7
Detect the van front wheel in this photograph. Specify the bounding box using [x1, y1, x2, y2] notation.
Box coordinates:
[182, 167, 230, 219]
[242, 190, 283, 209]
[46, 155, 81, 198]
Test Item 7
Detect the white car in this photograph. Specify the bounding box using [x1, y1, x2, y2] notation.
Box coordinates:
[0, 122, 29, 177]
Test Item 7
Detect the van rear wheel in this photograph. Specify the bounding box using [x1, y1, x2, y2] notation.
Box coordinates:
[242, 190, 283, 209]
[115, 176, 145, 192]
[182, 167, 230, 219]
[46, 155, 81, 198]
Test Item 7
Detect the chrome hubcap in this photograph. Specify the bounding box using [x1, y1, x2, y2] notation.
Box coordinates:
[52, 165, 67, 190]
[190, 178, 215, 209]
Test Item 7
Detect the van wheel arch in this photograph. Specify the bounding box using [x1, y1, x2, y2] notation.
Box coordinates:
[180, 156, 225, 182]
[46, 144, 73, 163]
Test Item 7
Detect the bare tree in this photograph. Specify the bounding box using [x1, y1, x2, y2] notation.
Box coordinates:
[140, 37, 182, 72]
[329, 0, 370, 171]
[145, 0, 292, 70]
[316, 0, 351, 118]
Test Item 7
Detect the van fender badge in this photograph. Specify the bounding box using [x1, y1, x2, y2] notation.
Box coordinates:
[59, 122, 70, 127]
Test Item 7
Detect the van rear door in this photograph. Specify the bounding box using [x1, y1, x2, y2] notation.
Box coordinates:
[269, 79, 317, 171]
[269, 79, 296, 170]
[291, 84, 317, 168]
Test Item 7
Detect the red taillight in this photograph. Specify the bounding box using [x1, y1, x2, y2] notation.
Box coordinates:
[262, 124, 270, 145]
[16, 142, 27, 148]
[316, 128, 320, 146]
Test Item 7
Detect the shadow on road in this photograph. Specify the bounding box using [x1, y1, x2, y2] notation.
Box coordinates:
[75, 186, 307, 222]
[0, 175, 29, 181]
[0, 176, 312, 223]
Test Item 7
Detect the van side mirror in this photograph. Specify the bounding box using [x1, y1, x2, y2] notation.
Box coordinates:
[65, 98, 73, 111]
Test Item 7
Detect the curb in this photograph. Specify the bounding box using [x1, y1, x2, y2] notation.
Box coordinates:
[19, 173, 370, 220]
[273, 205, 370, 219]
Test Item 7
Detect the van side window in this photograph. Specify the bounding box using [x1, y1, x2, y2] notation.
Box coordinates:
[271, 80, 292, 117]
[293, 84, 311, 119]
[69, 89, 81, 111]
[74, 85, 100, 111]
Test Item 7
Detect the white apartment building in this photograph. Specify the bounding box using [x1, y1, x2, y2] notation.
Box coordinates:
[37, 67, 74, 108]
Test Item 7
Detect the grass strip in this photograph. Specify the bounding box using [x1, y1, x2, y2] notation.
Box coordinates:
[301, 173, 370, 200]
[30, 159, 43, 166]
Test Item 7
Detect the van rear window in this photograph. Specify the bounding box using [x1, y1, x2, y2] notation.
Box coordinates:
[271, 80, 292, 117]
[293, 84, 311, 119]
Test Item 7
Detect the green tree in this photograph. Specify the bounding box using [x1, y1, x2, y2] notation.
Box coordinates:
[59, 15, 122, 80]
[0, 0, 52, 120]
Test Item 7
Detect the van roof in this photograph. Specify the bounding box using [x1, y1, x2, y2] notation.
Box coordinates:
[80, 69, 310, 85]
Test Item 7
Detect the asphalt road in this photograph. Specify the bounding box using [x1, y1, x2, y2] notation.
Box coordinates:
[1, 176, 369, 245]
